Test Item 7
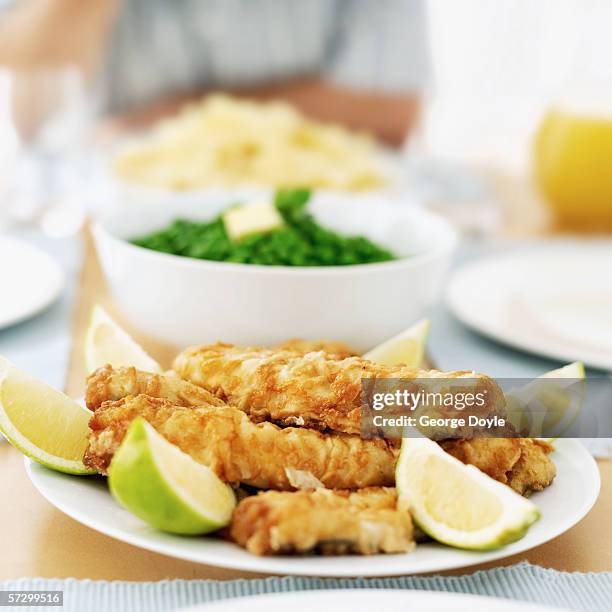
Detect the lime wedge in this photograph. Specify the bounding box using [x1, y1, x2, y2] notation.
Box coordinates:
[396, 437, 539, 550]
[84, 305, 161, 374]
[108, 418, 236, 535]
[0, 357, 94, 474]
[540, 361, 585, 380]
[363, 319, 430, 367]
[506, 361, 585, 439]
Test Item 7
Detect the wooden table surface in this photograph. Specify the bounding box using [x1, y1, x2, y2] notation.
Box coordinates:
[2, 223, 611, 581]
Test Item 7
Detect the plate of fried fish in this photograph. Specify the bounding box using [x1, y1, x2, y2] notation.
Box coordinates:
[1, 315, 600, 576]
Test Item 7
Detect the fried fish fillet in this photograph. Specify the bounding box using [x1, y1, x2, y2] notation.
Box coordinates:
[83, 368, 552, 496]
[85, 364, 224, 411]
[230, 487, 413, 555]
[505, 438, 557, 495]
[275, 338, 359, 359]
[84, 394, 397, 489]
[173, 343, 505, 435]
[439, 437, 556, 496]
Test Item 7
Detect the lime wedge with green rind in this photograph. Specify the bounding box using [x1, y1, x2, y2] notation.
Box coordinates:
[363, 318, 430, 367]
[109, 417, 236, 535]
[0, 357, 94, 475]
[85, 305, 162, 374]
[506, 361, 585, 440]
[396, 437, 540, 550]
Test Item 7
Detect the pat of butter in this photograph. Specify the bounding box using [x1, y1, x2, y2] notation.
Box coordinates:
[223, 202, 284, 241]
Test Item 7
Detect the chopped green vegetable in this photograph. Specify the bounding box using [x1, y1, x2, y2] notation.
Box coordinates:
[130, 190, 396, 266]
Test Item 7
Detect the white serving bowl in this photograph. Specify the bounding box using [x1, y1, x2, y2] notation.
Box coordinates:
[92, 193, 457, 351]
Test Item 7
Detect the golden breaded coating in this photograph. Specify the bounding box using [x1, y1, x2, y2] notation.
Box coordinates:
[230, 487, 413, 555]
[85, 365, 225, 411]
[439, 438, 556, 496]
[84, 395, 397, 489]
[275, 338, 359, 359]
[439, 438, 522, 482]
[506, 439, 556, 496]
[173, 343, 505, 435]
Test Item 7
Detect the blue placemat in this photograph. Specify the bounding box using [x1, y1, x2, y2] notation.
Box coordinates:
[1, 563, 611, 612]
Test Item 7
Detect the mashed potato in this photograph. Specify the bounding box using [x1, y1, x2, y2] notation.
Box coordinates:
[113, 95, 388, 191]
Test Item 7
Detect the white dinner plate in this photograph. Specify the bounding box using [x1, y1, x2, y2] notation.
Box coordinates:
[446, 244, 612, 370]
[26, 439, 599, 577]
[0, 236, 64, 330]
[181, 589, 567, 612]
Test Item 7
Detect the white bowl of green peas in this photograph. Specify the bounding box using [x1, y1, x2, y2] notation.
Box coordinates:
[93, 189, 457, 351]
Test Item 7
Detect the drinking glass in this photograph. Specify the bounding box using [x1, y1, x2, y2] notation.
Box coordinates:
[534, 92, 612, 231]
[0, 65, 94, 235]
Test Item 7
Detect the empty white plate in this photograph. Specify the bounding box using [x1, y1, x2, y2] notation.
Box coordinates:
[446, 243, 612, 370]
[0, 236, 64, 330]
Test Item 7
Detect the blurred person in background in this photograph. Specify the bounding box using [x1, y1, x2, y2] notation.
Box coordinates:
[0, 0, 430, 146]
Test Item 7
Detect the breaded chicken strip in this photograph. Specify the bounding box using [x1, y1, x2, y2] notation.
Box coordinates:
[85, 364, 224, 411]
[275, 338, 359, 359]
[84, 395, 397, 489]
[173, 343, 504, 435]
[230, 487, 413, 556]
[439, 438, 556, 496]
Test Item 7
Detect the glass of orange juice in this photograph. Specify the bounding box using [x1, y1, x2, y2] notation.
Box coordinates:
[534, 98, 612, 230]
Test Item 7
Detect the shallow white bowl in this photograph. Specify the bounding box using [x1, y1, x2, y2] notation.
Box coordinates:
[92, 193, 456, 350]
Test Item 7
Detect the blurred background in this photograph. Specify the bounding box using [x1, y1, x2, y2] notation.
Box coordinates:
[1, 0, 611, 391]
[2, 0, 612, 232]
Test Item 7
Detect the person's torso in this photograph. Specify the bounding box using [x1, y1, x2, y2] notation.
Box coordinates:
[104, 0, 341, 111]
